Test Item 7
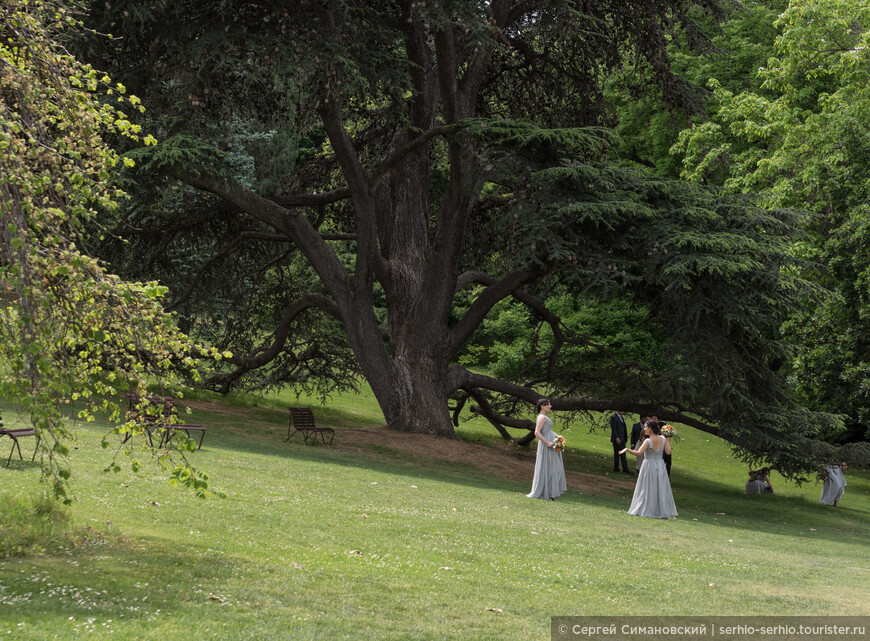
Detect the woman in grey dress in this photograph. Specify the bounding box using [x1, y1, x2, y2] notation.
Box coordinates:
[745, 467, 774, 494]
[819, 462, 848, 507]
[619, 421, 677, 518]
[526, 398, 567, 500]
[635, 422, 649, 472]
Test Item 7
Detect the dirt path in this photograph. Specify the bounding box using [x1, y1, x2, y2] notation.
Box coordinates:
[183, 399, 632, 496]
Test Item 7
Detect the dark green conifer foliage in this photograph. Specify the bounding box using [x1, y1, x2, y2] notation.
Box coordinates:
[80, 0, 854, 478]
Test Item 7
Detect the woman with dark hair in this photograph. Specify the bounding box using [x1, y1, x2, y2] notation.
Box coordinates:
[745, 467, 774, 494]
[619, 420, 677, 518]
[526, 398, 567, 500]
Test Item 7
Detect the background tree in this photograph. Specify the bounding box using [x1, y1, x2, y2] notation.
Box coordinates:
[79, 0, 851, 477]
[673, 0, 870, 449]
[610, 0, 786, 176]
[0, 0, 221, 499]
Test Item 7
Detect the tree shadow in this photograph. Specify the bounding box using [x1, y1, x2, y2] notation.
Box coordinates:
[0, 538, 272, 632]
[173, 402, 870, 551]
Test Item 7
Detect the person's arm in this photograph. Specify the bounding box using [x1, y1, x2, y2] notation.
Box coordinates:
[534, 415, 551, 448]
[620, 439, 650, 456]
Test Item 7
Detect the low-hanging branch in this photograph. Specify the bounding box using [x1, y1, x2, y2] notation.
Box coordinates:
[210, 293, 343, 393]
[461, 386, 537, 446]
[450, 366, 722, 437]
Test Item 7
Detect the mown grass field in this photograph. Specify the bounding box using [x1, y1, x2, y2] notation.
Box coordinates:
[0, 386, 868, 640]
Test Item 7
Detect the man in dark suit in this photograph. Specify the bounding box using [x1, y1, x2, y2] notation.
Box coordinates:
[630, 415, 648, 473]
[610, 410, 631, 474]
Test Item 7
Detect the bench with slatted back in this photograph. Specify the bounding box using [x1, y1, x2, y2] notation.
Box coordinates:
[0, 412, 40, 467]
[285, 408, 334, 445]
[124, 393, 207, 449]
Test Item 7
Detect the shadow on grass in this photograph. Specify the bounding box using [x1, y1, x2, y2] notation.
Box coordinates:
[0, 537, 268, 633]
[171, 402, 870, 551]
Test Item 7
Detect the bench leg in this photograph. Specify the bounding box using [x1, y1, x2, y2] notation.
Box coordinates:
[5, 437, 22, 467]
[31, 436, 40, 462]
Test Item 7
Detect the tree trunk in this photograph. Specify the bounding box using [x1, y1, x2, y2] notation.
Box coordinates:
[381, 356, 457, 438]
[349, 311, 455, 437]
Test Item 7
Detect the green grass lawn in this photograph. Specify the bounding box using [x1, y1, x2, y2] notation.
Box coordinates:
[0, 386, 868, 640]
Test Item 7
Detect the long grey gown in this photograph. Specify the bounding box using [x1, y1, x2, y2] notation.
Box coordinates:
[526, 415, 567, 500]
[745, 479, 770, 494]
[819, 464, 847, 505]
[627, 435, 677, 518]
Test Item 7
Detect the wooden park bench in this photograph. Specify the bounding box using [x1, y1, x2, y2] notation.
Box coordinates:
[0, 412, 40, 467]
[285, 408, 334, 445]
[124, 393, 207, 449]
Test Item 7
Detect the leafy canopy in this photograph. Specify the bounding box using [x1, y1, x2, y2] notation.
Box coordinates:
[0, 0, 222, 500]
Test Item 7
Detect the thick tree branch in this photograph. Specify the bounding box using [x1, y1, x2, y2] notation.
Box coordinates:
[463, 386, 535, 434]
[167, 236, 242, 312]
[370, 124, 452, 185]
[317, 94, 388, 287]
[211, 293, 342, 393]
[270, 186, 351, 208]
[505, 0, 539, 27]
[433, 31, 458, 121]
[172, 168, 351, 309]
[402, 5, 439, 132]
[167, 231, 302, 312]
[448, 367, 722, 437]
[456, 269, 637, 377]
[446, 264, 546, 356]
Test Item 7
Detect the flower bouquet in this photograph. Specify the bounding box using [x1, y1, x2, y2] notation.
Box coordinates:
[660, 424, 676, 438]
[552, 434, 566, 452]
[817, 467, 829, 481]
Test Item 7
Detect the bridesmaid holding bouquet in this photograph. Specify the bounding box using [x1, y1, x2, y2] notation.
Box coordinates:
[619, 420, 677, 518]
[526, 398, 567, 501]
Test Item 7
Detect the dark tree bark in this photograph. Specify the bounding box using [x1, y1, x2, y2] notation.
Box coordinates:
[82, 0, 861, 479]
[140, 1, 727, 438]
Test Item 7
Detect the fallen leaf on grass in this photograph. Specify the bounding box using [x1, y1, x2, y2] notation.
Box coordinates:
[292, 563, 304, 570]
[439, 566, 454, 571]
[486, 608, 503, 613]
[349, 550, 361, 555]
[151, 501, 160, 507]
